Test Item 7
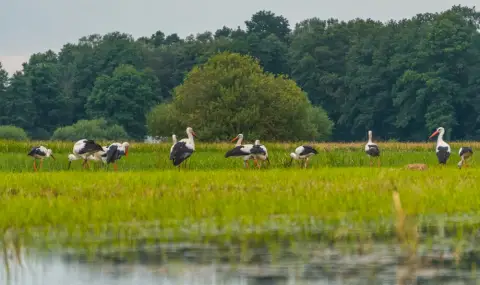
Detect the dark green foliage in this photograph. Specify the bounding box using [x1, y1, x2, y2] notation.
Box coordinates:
[1, 5, 479, 141]
[147, 52, 333, 141]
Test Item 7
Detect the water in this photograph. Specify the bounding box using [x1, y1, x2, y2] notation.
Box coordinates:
[2, 215, 480, 285]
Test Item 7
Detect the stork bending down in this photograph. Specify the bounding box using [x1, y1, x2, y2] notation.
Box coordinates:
[68, 139, 104, 169]
[27, 146, 55, 171]
[289, 145, 318, 168]
[458, 147, 473, 169]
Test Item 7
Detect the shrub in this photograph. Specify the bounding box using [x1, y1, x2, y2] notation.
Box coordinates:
[51, 119, 129, 141]
[0, 125, 29, 141]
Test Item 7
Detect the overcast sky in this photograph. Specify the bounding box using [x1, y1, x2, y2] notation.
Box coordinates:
[0, 0, 477, 75]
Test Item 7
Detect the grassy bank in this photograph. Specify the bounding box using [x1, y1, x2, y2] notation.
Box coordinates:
[1, 168, 479, 231]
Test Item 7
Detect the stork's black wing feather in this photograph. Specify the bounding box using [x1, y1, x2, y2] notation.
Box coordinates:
[436, 146, 450, 164]
[27, 146, 46, 157]
[250, 145, 266, 155]
[170, 142, 194, 166]
[459, 147, 473, 157]
[366, 145, 380, 157]
[79, 140, 104, 154]
[299, 145, 318, 156]
[225, 146, 250, 158]
[105, 145, 120, 164]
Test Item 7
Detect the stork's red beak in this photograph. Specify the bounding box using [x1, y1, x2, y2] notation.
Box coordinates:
[50, 154, 56, 160]
[192, 131, 197, 137]
[231, 136, 238, 142]
[429, 130, 439, 139]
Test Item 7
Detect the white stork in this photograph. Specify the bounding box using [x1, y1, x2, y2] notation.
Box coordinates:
[170, 127, 197, 168]
[429, 127, 451, 165]
[458, 147, 473, 169]
[27, 146, 55, 171]
[289, 145, 318, 168]
[365, 130, 380, 167]
[107, 142, 130, 157]
[250, 140, 270, 168]
[68, 139, 104, 169]
[225, 134, 255, 168]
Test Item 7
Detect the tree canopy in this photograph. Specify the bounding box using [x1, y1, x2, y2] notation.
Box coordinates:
[0, 6, 479, 141]
[147, 52, 332, 141]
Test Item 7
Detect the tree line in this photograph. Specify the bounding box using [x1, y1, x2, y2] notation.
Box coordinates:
[0, 5, 479, 141]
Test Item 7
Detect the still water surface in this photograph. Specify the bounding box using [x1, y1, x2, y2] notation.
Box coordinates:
[1, 215, 480, 285]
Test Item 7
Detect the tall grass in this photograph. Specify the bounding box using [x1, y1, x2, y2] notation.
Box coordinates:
[0, 140, 474, 171]
[1, 169, 480, 230]
[2, 139, 480, 153]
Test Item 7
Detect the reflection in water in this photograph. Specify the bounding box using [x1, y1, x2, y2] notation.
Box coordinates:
[2, 192, 480, 285]
[2, 237, 480, 285]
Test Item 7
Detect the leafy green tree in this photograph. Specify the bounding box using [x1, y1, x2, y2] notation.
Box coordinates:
[51, 118, 129, 141]
[246, 10, 291, 42]
[86, 64, 160, 139]
[147, 52, 332, 141]
[0, 72, 36, 132]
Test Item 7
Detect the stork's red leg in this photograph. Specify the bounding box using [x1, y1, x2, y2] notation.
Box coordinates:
[39, 160, 43, 170]
[113, 163, 118, 171]
[33, 160, 37, 172]
[377, 159, 381, 168]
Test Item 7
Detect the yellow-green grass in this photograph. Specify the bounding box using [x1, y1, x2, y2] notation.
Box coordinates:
[2, 169, 480, 236]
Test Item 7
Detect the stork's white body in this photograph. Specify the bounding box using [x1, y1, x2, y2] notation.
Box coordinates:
[289, 145, 318, 168]
[429, 127, 451, 165]
[251, 140, 269, 162]
[170, 127, 196, 167]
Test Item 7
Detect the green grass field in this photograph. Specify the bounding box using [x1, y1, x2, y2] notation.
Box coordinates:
[1, 140, 479, 249]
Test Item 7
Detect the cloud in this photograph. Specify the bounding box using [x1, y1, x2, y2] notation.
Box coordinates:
[0, 56, 28, 75]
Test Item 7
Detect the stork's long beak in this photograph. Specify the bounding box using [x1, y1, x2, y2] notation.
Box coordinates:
[192, 131, 197, 137]
[429, 130, 439, 139]
[67, 161, 72, 170]
[231, 136, 239, 142]
[50, 154, 56, 160]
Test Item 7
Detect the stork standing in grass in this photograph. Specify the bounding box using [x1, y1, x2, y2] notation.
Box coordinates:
[429, 127, 451, 165]
[225, 134, 255, 168]
[365, 130, 381, 167]
[289, 145, 318, 168]
[27, 146, 55, 171]
[250, 140, 270, 168]
[458, 147, 473, 169]
[68, 139, 104, 169]
[170, 127, 197, 168]
[107, 142, 130, 157]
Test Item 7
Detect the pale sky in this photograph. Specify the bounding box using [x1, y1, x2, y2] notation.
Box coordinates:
[0, 0, 477, 75]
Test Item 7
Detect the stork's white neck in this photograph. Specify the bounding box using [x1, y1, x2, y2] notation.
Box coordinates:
[187, 130, 195, 149]
[367, 131, 373, 144]
[236, 136, 243, 146]
[437, 130, 445, 145]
